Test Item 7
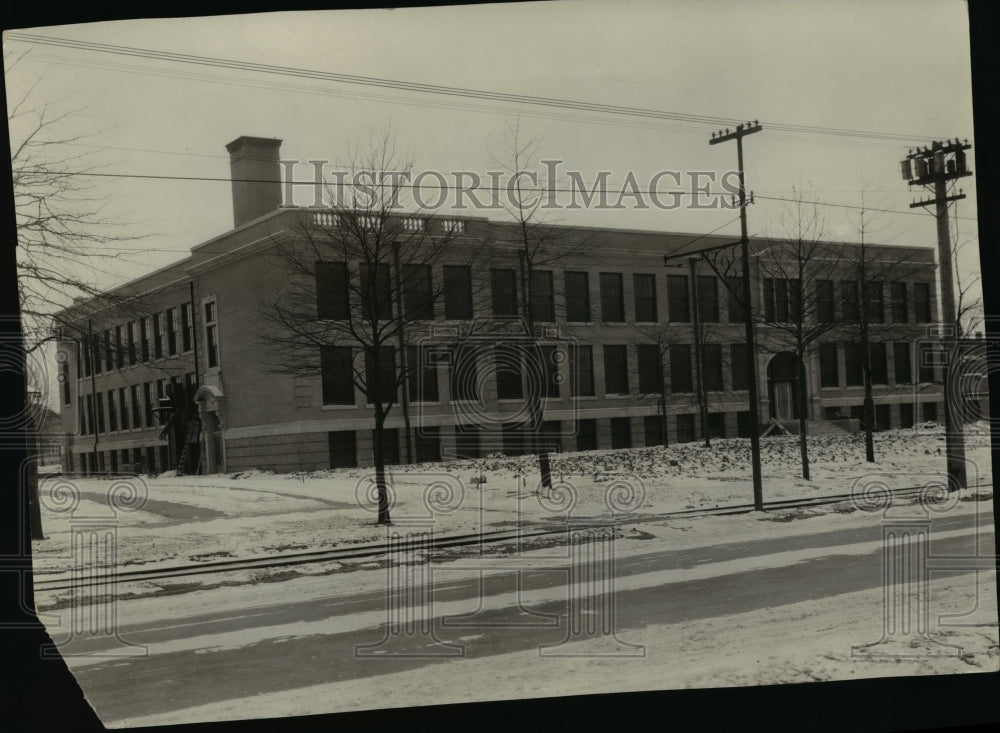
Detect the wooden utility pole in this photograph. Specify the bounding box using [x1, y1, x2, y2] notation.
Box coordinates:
[710, 121, 765, 510]
[903, 140, 971, 490]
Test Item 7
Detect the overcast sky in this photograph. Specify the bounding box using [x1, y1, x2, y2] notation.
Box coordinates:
[5, 0, 979, 297]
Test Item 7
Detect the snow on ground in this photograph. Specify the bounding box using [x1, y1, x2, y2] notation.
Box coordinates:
[31, 423, 994, 582]
[107, 570, 998, 728]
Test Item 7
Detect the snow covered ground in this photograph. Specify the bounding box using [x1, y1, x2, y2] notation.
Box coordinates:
[32, 423, 994, 585]
[106, 570, 997, 728]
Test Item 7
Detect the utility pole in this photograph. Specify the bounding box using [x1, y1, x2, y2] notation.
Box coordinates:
[710, 121, 764, 510]
[902, 140, 971, 490]
[689, 257, 710, 447]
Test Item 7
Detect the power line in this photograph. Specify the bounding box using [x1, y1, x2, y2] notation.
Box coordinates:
[8, 31, 962, 145]
[50, 169, 980, 222]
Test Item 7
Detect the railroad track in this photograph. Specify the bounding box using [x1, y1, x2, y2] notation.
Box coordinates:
[32, 481, 992, 593]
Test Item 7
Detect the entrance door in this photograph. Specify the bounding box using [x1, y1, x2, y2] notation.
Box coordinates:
[773, 382, 795, 421]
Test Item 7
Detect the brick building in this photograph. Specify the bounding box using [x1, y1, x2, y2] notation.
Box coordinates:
[54, 136, 946, 475]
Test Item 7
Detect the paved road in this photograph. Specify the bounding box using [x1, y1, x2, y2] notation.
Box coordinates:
[49, 510, 995, 721]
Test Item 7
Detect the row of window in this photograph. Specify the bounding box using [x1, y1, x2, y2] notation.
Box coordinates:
[326, 413, 761, 468]
[766, 279, 933, 325]
[316, 262, 935, 327]
[73, 301, 219, 386]
[71, 445, 168, 476]
[76, 374, 196, 437]
[818, 341, 937, 389]
[318, 342, 755, 407]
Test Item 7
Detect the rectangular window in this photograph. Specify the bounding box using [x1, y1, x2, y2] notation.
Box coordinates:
[727, 277, 745, 323]
[415, 427, 441, 463]
[637, 344, 662, 394]
[115, 325, 125, 368]
[92, 336, 102, 375]
[104, 330, 112, 372]
[374, 428, 400, 465]
[565, 271, 591, 322]
[204, 301, 219, 369]
[454, 425, 481, 459]
[870, 342, 888, 385]
[819, 343, 839, 388]
[845, 344, 863, 387]
[913, 282, 932, 323]
[529, 270, 555, 322]
[730, 343, 749, 391]
[603, 345, 629, 395]
[495, 345, 523, 399]
[569, 344, 595, 397]
[737, 411, 752, 438]
[406, 346, 439, 402]
[321, 346, 355, 405]
[153, 314, 163, 359]
[181, 304, 193, 352]
[140, 318, 150, 362]
[128, 321, 137, 365]
[451, 345, 479, 401]
[676, 414, 696, 443]
[365, 346, 397, 404]
[702, 344, 723, 391]
[443, 265, 473, 320]
[328, 431, 357, 468]
[143, 382, 155, 427]
[667, 274, 690, 322]
[61, 360, 71, 406]
[85, 394, 94, 436]
[899, 403, 914, 428]
[539, 345, 560, 398]
[890, 282, 908, 323]
[108, 390, 118, 432]
[875, 404, 891, 431]
[95, 392, 105, 434]
[696, 276, 719, 322]
[166, 308, 178, 356]
[402, 264, 434, 321]
[842, 281, 860, 323]
[491, 269, 519, 317]
[670, 344, 693, 393]
[119, 386, 129, 430]
[707, 413, 726, 439]
[540, 420, 562, 453]
[817, 280, 835, 323]
[894, 342, 912, 384]
[316, 261, 350, 320]
[918, 342, 937, 383]
[644, 415, 664, 447]
[131, 384, 142, 427]
[922, 401, 938, 423]
[764, 279, 796, 322]
[599, 272, 625, 322]
[633, 273, 657, 322]
[866, 281, 885, 324]
[575, 419, 597, 452]
[360, 263, 393, 321]
[610, 417, 632, 449]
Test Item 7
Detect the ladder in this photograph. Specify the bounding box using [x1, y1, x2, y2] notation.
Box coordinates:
[176, 418, 200, 475]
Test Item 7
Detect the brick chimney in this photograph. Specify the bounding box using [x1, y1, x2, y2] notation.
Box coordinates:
[225, 136, 283, 228]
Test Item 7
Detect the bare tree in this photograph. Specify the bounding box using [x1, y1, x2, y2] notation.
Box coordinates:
[258, 130, 480, 524]
[752, 194, 847, 479]
[487, 122, 599, 489]
[8, 50, 146, 538]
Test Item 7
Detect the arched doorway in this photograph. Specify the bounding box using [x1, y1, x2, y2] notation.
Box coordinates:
[767, 352, 807, 422]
